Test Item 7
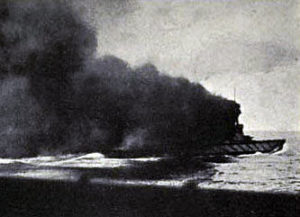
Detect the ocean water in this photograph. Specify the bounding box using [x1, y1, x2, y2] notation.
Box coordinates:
[0, 131, 299, 194]
[198, 131, 300, 193]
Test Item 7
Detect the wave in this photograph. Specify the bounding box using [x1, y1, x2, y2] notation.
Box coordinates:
[0, 152, 165, 169]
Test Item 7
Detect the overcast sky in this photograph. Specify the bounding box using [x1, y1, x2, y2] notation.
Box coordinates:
[75, 0, 300, 131]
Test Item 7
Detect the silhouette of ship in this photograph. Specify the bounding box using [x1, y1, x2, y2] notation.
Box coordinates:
[203, 122, 285, 156]
[106, 122, 285, 158]
[208, 89, 286, 156]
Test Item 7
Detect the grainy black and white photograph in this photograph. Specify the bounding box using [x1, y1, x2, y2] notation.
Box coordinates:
[0, 0, 299, 216]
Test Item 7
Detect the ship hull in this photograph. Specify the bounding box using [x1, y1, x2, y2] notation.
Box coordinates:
[204, 139, 286, 156]
[106, 139, 286, 158]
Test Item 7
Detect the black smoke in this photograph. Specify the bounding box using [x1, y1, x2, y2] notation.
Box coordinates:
[0, 0, 240, 158]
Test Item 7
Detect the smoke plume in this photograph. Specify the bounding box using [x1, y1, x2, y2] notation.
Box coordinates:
[0, 0, 240, 158]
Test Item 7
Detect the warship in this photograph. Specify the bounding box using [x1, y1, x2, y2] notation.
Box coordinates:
[202, 121, 286, 156]
[106, 121, 286, 158]
[205, 90, 286, 156]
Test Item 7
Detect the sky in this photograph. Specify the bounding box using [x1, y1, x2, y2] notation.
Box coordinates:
[74, 0, 300, 131]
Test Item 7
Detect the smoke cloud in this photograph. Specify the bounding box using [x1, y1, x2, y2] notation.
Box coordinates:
[0, 0, 240, 158]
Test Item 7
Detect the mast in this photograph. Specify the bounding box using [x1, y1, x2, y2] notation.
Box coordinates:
[234, 87, 239, 125]
[234, 87, 236, 102]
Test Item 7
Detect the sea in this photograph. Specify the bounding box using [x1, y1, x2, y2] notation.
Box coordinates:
[0, 131, 299, 194]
